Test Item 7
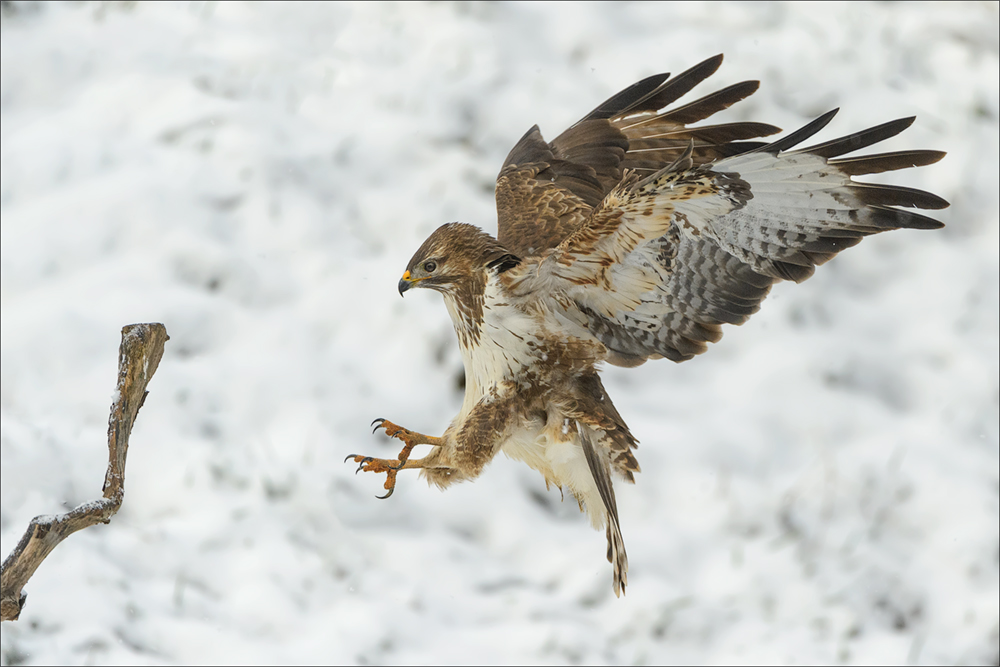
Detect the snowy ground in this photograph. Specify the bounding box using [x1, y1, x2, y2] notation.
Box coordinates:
[1, 2, 997, 665]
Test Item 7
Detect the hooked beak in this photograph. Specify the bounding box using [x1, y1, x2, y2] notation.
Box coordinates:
[398, 270, 413, 296]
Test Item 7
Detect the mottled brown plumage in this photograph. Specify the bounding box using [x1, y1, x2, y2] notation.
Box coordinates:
[347, 55, 947, 596]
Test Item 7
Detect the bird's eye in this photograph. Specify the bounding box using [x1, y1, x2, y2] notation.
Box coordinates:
[423, 261, 437, 273]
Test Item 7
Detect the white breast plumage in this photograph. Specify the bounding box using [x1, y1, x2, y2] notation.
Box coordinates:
[444, 272, 541, 414]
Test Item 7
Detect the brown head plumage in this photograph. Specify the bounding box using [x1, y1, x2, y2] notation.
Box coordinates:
[397, 223, 518, 297]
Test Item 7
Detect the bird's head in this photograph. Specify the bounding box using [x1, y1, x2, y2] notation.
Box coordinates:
[397, 222, 518, 296]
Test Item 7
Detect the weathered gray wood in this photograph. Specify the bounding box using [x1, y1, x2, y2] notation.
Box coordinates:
[0, 323, 168, 622]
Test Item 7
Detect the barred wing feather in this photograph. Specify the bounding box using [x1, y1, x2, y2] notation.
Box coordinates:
[538, 110, 947, 366]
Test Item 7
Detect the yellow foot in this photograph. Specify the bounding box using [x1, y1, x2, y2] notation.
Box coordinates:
[344, 418, 423, 499]
[344, 453, 403, 499]
[370, 418, 421, 449]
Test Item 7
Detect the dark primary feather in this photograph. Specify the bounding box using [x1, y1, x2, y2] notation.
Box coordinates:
[653, 80, 763, 126]
[797, 117, 948, 176]
[616, 54, 725, 115]
[576, 71, 674, 123]
[830, 150, 947, 176]
[798, 116, 918, 158]
[757, 108, 839, 154]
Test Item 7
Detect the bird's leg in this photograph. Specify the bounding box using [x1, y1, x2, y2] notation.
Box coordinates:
[345, 419, 443, 499]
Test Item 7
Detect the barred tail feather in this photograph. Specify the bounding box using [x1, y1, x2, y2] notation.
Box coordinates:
[579, 424, 628, 597]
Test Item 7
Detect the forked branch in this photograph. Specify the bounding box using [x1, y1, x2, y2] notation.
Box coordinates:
[0, 323, 169, 621]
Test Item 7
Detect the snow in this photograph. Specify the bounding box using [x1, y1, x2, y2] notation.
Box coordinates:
[1, 2, 997, 665]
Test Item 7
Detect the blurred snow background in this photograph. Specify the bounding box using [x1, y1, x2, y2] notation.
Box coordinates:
[1, 1, 997, 664]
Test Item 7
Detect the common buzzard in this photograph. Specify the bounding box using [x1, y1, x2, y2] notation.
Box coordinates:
[347, 55, 947, 596]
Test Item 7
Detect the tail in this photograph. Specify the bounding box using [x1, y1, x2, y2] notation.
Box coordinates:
[579, 423, 629, 597]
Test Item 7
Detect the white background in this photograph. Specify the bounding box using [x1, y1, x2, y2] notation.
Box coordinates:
[1, 2, 997, 664]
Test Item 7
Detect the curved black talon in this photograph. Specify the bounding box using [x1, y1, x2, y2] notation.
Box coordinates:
[371, 418, 386, 433]
[351, 456, 374, 474]
[344, 454, 358, 463]
[376, 488, 395, 500]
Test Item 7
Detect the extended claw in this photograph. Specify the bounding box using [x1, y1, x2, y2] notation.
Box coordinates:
[372, 419, 408, 440]
[345, 454, 369, 473]
[345, 453, 378, 471]
[345, 453, 403, 499]
[372, 418, 407, 439]
[352, 418, 437, 500]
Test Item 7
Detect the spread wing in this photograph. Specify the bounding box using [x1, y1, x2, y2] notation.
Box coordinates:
[509, 110, 947, 367]
[495, 54, 781, 258]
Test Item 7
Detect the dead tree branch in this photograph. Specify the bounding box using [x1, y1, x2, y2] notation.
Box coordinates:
[0, 323, 169, 622]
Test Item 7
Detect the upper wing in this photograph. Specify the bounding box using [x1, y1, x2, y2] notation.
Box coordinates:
[510, 111, 947, 367]
[495, 55, 781, 258]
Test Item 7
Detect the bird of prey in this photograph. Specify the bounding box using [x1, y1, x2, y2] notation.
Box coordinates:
[347, 55, 947, 596]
